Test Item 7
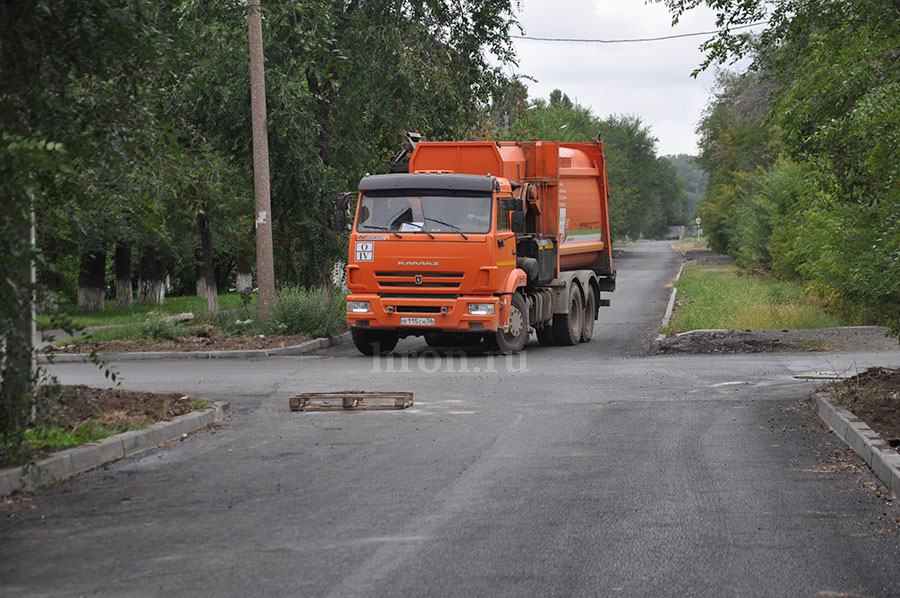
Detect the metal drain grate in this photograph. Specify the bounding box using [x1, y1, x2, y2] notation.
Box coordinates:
[289, 391, 414, 412]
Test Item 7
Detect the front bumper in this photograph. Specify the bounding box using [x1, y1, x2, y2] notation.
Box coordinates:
[346, 294, 501, 333]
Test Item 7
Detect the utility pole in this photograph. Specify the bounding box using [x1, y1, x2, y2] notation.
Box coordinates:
[248, 0, 275, 319]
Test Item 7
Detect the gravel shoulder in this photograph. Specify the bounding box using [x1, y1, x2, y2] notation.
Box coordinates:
[657, 326, 898, 354]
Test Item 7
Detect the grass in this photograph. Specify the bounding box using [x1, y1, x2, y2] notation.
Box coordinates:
[48, 288, 347, 345]
[37, 293, 256, 330]
[666, 264, 852, 333]
[22, 419, 147, 452]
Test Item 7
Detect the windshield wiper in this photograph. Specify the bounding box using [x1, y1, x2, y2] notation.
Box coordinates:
[360, 225, 402, 239]
[425, 218, 468, 239]
[398, 221, 435, 239]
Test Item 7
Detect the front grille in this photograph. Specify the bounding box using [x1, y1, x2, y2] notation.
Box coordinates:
[376, 272, 463, 278]
[374, 271, 464, 290]
[379, 293, 459, 299]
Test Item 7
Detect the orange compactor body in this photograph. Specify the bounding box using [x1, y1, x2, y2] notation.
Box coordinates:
[345, 140, 615, 355]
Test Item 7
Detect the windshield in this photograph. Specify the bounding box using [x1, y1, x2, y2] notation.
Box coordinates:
[356, 192, 492, 234]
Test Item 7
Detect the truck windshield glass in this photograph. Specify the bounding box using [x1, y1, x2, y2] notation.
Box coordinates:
[356, 192, 492, 234]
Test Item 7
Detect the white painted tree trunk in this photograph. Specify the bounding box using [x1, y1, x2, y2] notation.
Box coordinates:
[236, 271, 253, 293]
[77, 286, 105, 312]
[138, 279, 165, 305]
[116, 279, 132, 310]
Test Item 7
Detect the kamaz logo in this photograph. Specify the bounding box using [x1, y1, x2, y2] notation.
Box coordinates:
[398, 260, 439, 266]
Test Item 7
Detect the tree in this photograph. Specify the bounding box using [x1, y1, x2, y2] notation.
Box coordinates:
[660, 0, 900, 336]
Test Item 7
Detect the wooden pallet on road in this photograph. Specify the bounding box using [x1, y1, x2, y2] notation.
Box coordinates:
[289, 391, 413, 412]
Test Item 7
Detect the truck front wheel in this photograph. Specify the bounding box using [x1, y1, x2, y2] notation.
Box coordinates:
[486, 292, 528, 354]
[351, 328, 399, 355]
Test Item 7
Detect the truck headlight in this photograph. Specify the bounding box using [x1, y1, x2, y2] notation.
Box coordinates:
[347, 301, 370, 313]
[468, 303, 494, 315]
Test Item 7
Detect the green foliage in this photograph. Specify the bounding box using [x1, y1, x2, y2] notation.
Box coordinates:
[670, 0, 900, 339]
[271, 287, 347, 339]
[664, 154, 708, 218]
[23, 421, 118, 450]
[137, 317, 189, 342]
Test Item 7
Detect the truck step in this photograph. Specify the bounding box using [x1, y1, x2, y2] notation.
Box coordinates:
[289, 391, 414, 412]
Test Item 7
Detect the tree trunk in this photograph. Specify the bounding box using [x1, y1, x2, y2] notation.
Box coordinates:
[37, 241, 60, 313]
[197, 209, 218, 313]
[236, 256, 253, 293]
[77, 247, 106, 311]
[195, 247, 207, 299]
[114, 242, 133, 310]
[137, 247, 167, 305]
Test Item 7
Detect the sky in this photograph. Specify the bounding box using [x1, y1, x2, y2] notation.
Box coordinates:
[503, 0, 748, 156]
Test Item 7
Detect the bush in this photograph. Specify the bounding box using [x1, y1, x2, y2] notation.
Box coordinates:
[271, 287, 346, 339]
[138, 317, 188, 342]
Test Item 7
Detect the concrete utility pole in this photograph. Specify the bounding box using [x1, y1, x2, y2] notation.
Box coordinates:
[248, 0, 276, 320]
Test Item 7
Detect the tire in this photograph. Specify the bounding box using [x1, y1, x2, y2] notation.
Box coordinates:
[581, 286, 597, 342]
[536, 325, 556, 346]
[351, 328, 399, 355]
[488, 292, 529, 354]
[552, 282, 583, 346]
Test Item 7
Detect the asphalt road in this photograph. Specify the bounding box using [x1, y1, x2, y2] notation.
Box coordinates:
[4, 240, 900, 597]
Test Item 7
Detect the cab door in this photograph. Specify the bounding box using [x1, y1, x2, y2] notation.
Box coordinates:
[495, 194, 517, 278]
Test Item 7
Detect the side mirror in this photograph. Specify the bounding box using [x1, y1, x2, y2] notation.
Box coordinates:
[511, 197, 524, 212]
[335, 192, 354, 232]
[511, 211, 525, 233]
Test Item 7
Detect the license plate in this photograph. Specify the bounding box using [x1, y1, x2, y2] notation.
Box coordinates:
[400, 317, 435, 326]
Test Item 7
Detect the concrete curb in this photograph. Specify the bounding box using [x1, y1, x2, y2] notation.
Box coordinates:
[814, 392, 900, 500]
[649, 287, 678, 356]
[649, 254, 685, 356]
[0, 401, 231, 498]
[39, 331, 353, 363]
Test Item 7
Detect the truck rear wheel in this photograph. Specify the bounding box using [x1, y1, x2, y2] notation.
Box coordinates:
[486, 292, 528, 354]
[553, 283, 583, 346]
[581, 286, 596, 342]
[351, 328, 399, 355]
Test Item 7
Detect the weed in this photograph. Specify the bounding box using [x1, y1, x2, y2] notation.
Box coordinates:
[138, 317, 188, 342]
[189, 399, 211, 411]
[271, 287, 346, 338]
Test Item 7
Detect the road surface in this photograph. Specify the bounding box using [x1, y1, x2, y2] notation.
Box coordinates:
[3, 241, 900, 597]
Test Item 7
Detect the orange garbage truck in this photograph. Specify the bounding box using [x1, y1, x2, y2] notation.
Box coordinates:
[345, 139, 616, 355]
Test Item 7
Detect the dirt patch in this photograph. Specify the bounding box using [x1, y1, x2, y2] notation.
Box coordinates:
[53, 333, 313, 354]
[0, 385, 205, 466]
[656, 327, 898, 355]
[53, 385, 196, 425]
[826, 367, 900, 455]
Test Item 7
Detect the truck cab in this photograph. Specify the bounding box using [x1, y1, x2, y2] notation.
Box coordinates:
[346, 173, 524, 354]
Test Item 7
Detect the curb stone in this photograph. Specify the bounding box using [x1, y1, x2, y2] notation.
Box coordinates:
[0, 401, 231, 497]
[650, 286, 678, 355]
[814, 391, 900, 500]
[38, 331, 352, 363]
